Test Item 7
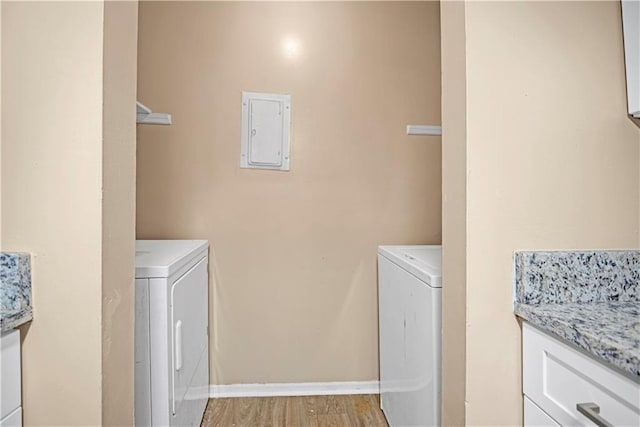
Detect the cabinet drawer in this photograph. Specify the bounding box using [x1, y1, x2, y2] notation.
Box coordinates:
[524, 396, 559, 427]
[0, 330, 21, 420]
[523, 323, 640, 426]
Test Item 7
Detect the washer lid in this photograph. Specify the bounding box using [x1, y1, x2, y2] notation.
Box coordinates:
[135, 240, 208, 279]
[378, 245, 442, 287]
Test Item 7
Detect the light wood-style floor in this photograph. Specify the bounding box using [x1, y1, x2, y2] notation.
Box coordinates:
[201, 394, 388, 427]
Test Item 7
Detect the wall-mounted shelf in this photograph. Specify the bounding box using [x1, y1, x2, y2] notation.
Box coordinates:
[136, 101, 172, 125]
[406, 125, 442, 136]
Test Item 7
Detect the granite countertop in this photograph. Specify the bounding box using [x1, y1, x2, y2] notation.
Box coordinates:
[514, 250, 639, 379]
[0, 252, 33, 332]
[515, 302, 639, 377]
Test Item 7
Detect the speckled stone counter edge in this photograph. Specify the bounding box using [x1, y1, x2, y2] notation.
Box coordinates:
[0, 252, 33, 332]
[515, 250, 639, 304]
[1, 307, 33, 332]
[515, 302, 639, 378]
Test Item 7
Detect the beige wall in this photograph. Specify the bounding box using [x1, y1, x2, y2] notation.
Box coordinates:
[0, 0, 2, 248]
[136, 1, 442, 384]
[440, 1, 466, 425]
[2, 1, 137, 425]
[2, 2, 105, 424]
[102, 1, 138, 425]
[441, 1, 640, 425]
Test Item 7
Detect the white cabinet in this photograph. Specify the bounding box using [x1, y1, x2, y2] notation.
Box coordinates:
[622, 0, 640, 118]
[0, 330, 22, 427]
[523, 323, 640, 427]
[524, 397, 559, 427]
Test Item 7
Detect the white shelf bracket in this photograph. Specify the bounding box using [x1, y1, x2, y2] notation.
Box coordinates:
[136, 101, 172, 125]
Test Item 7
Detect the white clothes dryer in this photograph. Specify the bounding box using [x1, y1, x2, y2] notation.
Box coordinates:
[135, 240, 209, 427]
[378, 245, 442, 427]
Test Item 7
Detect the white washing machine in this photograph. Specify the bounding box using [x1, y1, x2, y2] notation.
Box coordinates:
[135, 240, 209, 427]
[378, 245, 442, 427]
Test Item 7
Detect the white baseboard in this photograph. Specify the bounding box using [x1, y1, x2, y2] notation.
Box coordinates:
[209, 381, 380, 398]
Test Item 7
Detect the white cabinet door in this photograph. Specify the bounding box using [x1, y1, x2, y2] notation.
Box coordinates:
[0, 330, 21, 420]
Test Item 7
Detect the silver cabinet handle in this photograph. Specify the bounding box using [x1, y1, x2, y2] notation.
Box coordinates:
[576, 402, 614, 427]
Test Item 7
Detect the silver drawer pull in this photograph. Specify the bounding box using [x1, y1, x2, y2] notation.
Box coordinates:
[576, 402, 614, 427]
